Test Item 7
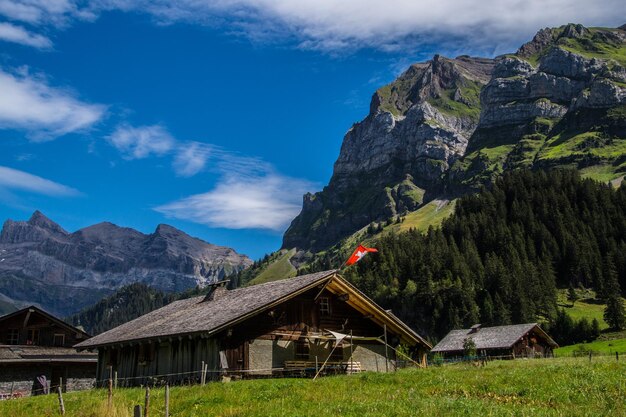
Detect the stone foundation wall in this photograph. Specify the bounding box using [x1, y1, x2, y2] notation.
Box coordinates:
[0, 363, 96, 396]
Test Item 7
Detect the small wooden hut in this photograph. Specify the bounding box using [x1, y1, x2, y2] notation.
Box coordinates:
[76, 270, 431, 385]
[431, 323, 558, 359]
[0, 306, 96, 396]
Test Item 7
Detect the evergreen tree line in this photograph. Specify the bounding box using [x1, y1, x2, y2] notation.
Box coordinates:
[334, 169, 626, 344]
[67, 283, 178, 335]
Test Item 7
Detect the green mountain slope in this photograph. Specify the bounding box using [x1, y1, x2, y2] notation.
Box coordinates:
[284, 24, 626, 254]
[342, 170, 626, 342]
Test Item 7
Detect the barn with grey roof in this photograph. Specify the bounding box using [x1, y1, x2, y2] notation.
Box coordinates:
[431, 323, 557, 358]
[76, 270, 431, 385]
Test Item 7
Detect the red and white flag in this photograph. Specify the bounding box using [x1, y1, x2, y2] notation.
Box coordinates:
[345, 244, 378, 266]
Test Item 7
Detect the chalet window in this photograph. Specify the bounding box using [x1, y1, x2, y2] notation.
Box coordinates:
[295, 341, 309, 359]
[53, 334, 65, 347]
[319, 297, 331, 316]
[27, 329, 40, 345]
[6, 329, 19, 345]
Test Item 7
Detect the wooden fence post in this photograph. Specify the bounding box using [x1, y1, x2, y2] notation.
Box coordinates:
[616, 352, 619, 361]
[200, 361, 205, 385]
[114, 371, 118, 389]
[133, 405, 142, 417]
[383, 324, 389, 373]
[144, 386, 150, 417]
[165, 384, 170, 417]
[57, 386, 65, 416]
[108, 377, 113, 408]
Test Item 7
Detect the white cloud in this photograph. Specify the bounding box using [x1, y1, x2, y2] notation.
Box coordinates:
[107, 124, 175, 159]
[0, 22, 52, 48]
[0, 165, 80, 196]
[0, 67, 105, 139]
[0, 0, 90, 26]
[155, 171, 315, 231]
[106, 124, 219, 177]
[173, 141, 214, 177]
[105, 124, 315, 231]
[90, 0, 624, 53]
[2, 1, 621, 53]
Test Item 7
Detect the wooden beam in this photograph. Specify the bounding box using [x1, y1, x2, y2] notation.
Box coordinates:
[23, 309, 33, 328]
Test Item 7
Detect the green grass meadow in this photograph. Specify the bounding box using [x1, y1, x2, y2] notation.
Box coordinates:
[2, 357, 625, 417]
[556, 336, 626, 356]
[247, 249, 297, 286]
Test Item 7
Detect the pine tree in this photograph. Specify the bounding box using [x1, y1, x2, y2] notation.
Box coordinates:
[603, 256, 626, 330]
[567, 284, 579, 307]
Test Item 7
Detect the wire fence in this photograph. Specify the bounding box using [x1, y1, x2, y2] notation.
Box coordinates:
[0, 361, 392, 400]
[1, 351, 622, 402]
[427, 349, 625, 366]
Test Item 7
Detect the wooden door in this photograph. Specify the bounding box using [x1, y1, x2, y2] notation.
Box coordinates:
[224, 341, 248, 371]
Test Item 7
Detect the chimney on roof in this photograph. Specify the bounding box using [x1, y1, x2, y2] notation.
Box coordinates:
[469, 324, 482, 334]
[203, 280, 230, 302]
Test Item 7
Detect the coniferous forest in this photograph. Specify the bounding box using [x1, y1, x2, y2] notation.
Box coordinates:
[71, 169, 626, 345]
[342, 169, 626, 342]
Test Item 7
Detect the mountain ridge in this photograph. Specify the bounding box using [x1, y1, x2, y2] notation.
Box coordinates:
[283, 23, 626, 254]
[0, 211, 252, 316]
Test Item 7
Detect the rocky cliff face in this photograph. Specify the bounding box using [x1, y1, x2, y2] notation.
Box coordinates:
[283, 55, 495, 251]
[452, 24, 626, 188]
[284, 23, 626, 253]
[0, 211, 252, 316]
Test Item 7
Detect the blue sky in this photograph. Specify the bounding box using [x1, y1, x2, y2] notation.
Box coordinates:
[0, 1, 622, 259]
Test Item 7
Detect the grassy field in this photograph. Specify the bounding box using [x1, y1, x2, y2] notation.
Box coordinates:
[556, 288, 609, 329]
[386, 199, 457, 235]
[556, 336, 626, 356]
[247, 249, 297, 286]
[2, 357, 625, 417]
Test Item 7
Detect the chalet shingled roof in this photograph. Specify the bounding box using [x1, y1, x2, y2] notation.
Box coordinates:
[0, 305, 91, 338]
[76, 270, 339, 349]
[431, 323, 558, 353]
[0, 345, 96, 363]
[76, 270, 430, 349]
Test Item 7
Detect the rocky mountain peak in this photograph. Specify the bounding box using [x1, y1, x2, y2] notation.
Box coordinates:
[0, 212, 252, 316]
[284, 23, 626, 253]
[371, 55, 493, 118]
[154, 223, 182, 237]
[560, 23, 589, 39]
[283, 54, 495, 251]
[0, 211, 67, 244]
[27, 210, 67, 234]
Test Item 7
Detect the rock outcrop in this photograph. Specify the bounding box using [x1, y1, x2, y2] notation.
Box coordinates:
[455, 24, 626, 187]
[0, 212, 252, 316]
[284, 23, 626, 253]
[283, 56, 495, 251]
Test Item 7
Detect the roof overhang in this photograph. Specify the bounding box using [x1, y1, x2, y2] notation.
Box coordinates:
[324, 274, 432, 349]
[76, 270, 431, 351]
[77, 271, 339, 350]
[0, 305, 91, 339]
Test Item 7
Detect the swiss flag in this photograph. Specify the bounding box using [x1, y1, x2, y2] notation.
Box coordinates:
[345, 244, 378, 266]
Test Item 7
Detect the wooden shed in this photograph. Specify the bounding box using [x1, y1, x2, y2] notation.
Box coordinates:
[0, 306, 97, 396]
[431, 323, 558, 359]
[75, 270, 431, 385]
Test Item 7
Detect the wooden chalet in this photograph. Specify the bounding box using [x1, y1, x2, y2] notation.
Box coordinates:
[76, 270, 431, 385]
[0, 306, 96, 397]
[431, 323, 558, 359]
